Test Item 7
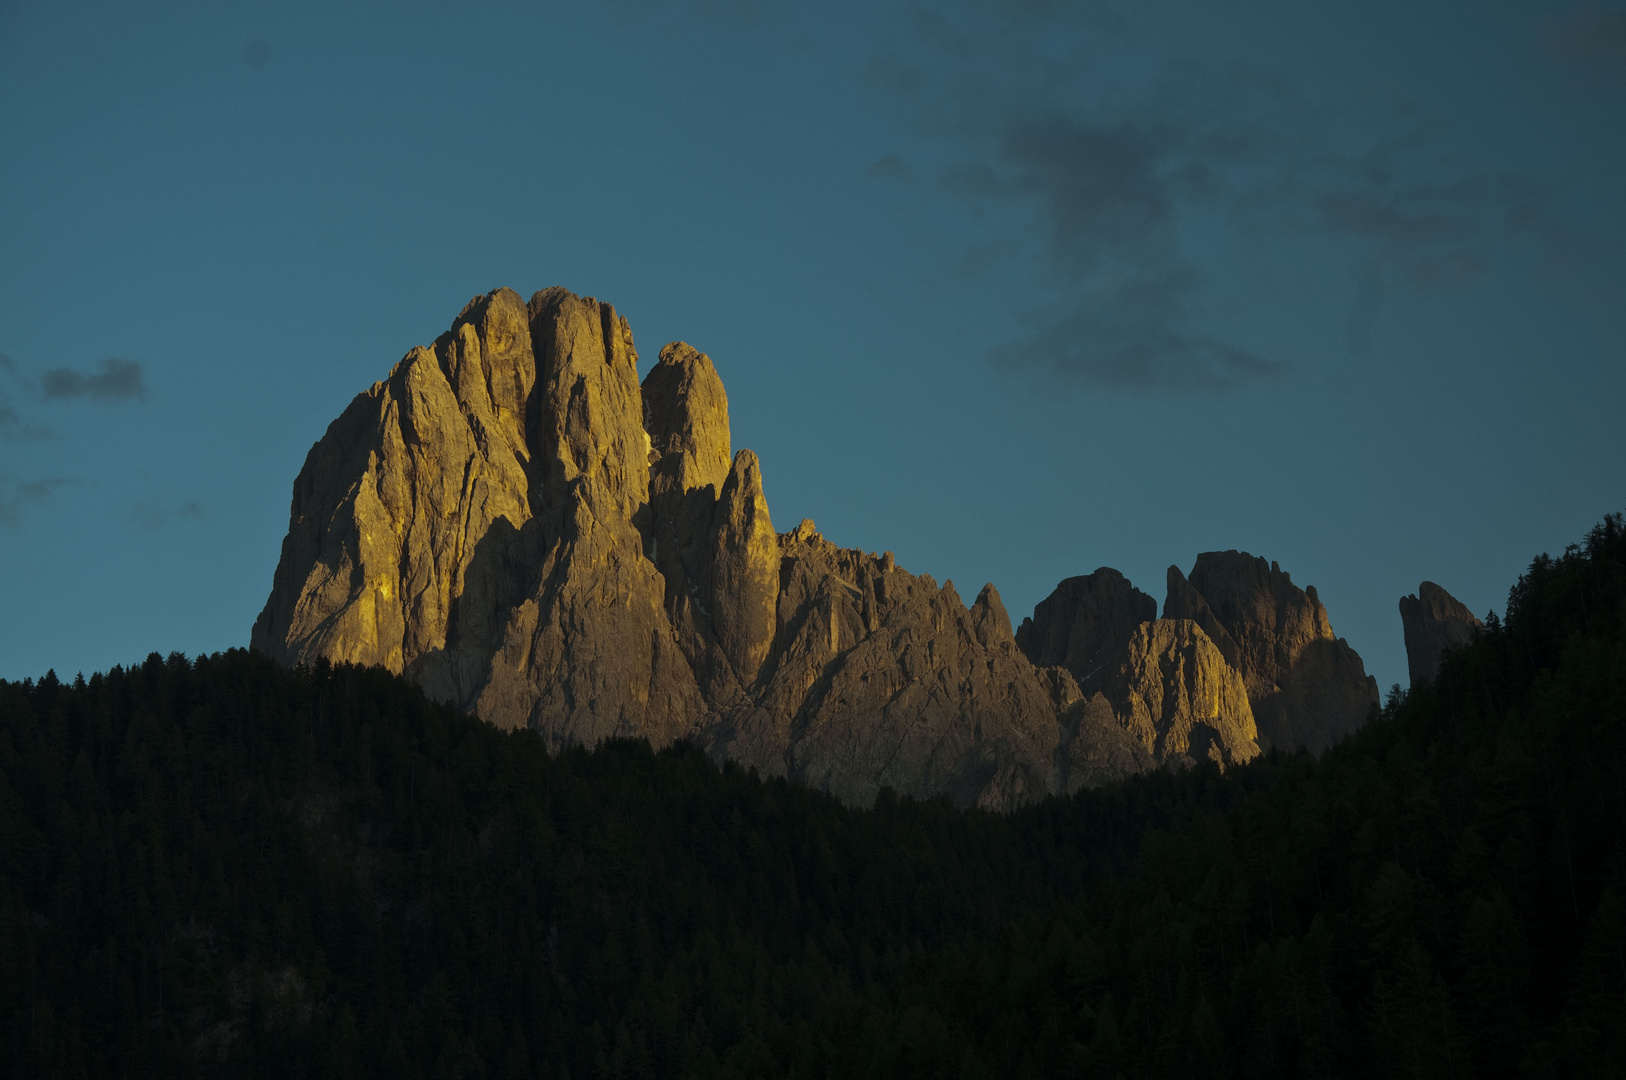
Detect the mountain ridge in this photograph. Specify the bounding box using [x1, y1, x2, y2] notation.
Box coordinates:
[253, 286, 1379, 807]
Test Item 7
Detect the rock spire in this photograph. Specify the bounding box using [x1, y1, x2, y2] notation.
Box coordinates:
[1399, 581, 1482, 688]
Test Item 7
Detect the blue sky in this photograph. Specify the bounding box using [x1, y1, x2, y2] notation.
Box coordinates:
[2, 0, 1623, 692]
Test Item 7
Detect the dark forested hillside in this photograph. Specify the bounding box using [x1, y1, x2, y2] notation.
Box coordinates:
[3, 512, 1623, 1078]
[0, 641, 1238, 1077]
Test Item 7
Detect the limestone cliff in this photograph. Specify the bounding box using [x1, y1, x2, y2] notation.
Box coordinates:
[1015, 569, 1256, 774]
[252, 288, 706, 750]
[1015, 569, 1157, 684]
[1164, 553, 1378, 753]
[254, 287, 1145, 810]
[715, 523, 1081, 810]
[1399, 581, 1482, 688]
[1092, 620, 1260, 769]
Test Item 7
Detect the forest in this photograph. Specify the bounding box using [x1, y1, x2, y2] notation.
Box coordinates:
[2, 511, 1622, 1078]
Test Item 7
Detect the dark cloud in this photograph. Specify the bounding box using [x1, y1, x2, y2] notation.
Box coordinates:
[243, 40, 272, 69]
[992, 265, 1286, 393]
[992, 115, 1184, 275]
[39, 358, 147, 402]
[1544, 4, 1626, 67]
[0, 476, 72, 528]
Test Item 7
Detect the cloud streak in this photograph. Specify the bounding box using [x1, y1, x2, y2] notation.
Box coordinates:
[39, 358, 147, 402]
[0, 475, 72, 529]
[130, 497, 205, 530]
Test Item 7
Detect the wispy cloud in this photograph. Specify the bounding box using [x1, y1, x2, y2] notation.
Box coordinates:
[865, 153, 916, 182]
[130, 497, 205, 530]
[0, 475, 73, 529]
[0, 351, 53, 441]
[39, 358, 147, 402]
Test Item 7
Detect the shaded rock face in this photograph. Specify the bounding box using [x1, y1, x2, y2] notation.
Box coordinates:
[254, 287, 1147, 810]
[1400, 582, 1482, 688]
[716, 526, 1082, 810]
[1057, 694, 1157, 795]
[1016, 569, 1157, 684]
[1164, 553, 1379, 753]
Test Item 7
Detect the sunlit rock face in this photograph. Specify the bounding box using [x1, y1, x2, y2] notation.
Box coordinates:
[1399, 581, 1482, 688]
[254, 287, 1149, 810]
[253, 287, 704, 750]
[1094, 620, 1261, 768]
[1165, 553, 1379, 753]
[1016, 568, 1157, 684]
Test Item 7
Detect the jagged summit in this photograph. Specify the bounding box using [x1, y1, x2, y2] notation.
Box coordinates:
[1400, 581, 1482, 688]
[254, 287, 1379, 808]
[1165, 551, 1379, 752]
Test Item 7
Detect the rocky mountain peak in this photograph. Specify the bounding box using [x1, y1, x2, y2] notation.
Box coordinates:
[526, 287, 650, 516]
[1399, 581, 1482, 688]
[1166, 550, 1377, 752]
[1016, 568, 1157, 687]
[1099, 619, 1260, 768]
[643, 341, 732, 496]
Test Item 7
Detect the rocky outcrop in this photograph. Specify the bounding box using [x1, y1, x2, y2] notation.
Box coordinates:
[1400, 582, 1482, 688]
[1016, 569, 1254, 774]
[1056, 693, 1158, 795]
[254, 287, 1154, 810]
[1092, 620, 1260, 769]
[641, 343, 777, 705]
[1165, 553, 1378, 753]
[1016, 569, 1157, 684]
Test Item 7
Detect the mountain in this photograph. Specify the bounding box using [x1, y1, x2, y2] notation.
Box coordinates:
[1400, 580, 1483, 687]
[252, 287, 1104, 809]
[252, 286, 1375, 806]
